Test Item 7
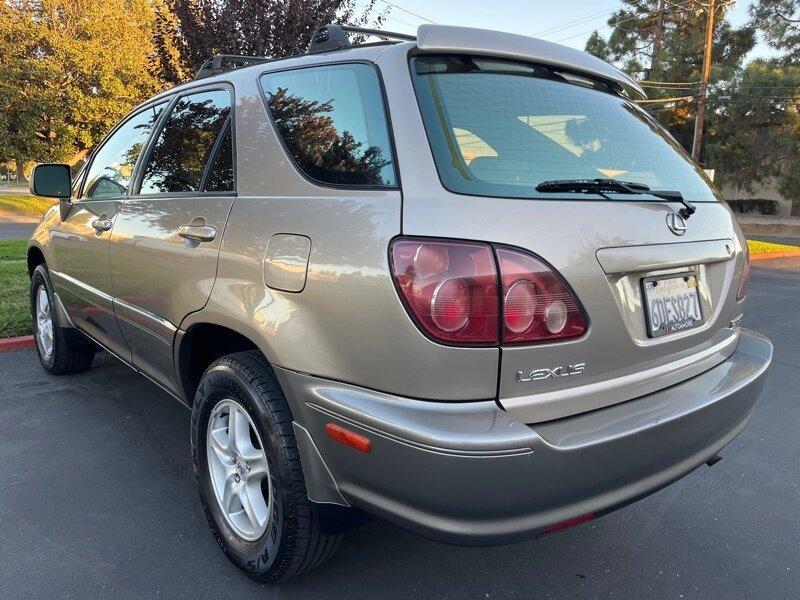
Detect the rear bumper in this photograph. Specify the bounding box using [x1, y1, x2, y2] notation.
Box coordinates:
[275, 328, 772, 546]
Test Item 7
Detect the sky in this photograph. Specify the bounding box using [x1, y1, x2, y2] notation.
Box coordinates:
[355, 0, 776, 63]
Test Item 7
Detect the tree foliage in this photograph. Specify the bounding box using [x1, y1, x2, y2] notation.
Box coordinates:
[0, 0, 165, 170]
[586, 0, 754, 151]
[707, 61, 800, 205]
[586, 0, 800, 210]
[750, 0, 800, 64]
[163, 0, 386, 83]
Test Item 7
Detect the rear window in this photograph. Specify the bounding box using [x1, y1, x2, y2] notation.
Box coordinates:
[411, 56, 718, 202]
[260, 63, 396, 187]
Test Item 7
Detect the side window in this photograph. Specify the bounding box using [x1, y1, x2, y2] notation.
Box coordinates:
[260, 63, 396, 187]
[203, 121, 234, 192]
[82, 103, 166, 199]
[139, 89, 231, 194]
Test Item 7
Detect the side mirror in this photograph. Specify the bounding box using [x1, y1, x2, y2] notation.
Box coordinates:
[29, 163, 71, 199]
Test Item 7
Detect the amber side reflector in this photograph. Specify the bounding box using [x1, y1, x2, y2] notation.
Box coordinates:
[538, 513, 595, 537]
[325, 423, 372, 453]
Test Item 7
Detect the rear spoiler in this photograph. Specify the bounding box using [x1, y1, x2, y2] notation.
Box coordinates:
[415, 25, 647, 100]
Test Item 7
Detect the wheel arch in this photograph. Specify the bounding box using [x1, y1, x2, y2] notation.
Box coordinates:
[27, 244, 46, 277]
[175, 321, 272, 404]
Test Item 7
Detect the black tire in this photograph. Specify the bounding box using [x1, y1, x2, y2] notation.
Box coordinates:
[30, 264, 95, 375]
[191, 351, 342, 582]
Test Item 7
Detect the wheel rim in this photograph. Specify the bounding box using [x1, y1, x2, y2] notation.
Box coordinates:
[206, 399, 272, 541]
[35, 285, 54, 360]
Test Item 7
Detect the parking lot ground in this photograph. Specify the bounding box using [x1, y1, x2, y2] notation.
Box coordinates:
[0, 259, 798, 600]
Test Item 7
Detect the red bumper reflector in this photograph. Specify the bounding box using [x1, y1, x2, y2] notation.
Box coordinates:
[325, 423, 372, 453]
[538, 512, 596, 536]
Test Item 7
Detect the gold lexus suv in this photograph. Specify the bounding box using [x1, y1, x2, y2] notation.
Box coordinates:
[26, 24, 772, 582]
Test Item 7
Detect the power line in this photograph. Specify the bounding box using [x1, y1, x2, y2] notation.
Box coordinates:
[553, 0, 693, 43]
[637, 95, 696, 104]
[531, 7, 623, 38]
[378, 0, 436, 24]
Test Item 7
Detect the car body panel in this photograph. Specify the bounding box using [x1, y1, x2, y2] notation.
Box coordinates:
[180, 72, 499, 400]
[414, 24, 646, 99]
[275, 328, 771, 544]
[110, 195, 235, 393]
[377, 43, 750, 420]
[48, 199, 132, 361]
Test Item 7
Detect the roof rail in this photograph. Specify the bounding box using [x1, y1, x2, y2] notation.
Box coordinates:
[307, 24, 416, 54]
[193, 54, 272, 81]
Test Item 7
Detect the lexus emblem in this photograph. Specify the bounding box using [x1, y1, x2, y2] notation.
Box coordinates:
[666, 211, 687, 236]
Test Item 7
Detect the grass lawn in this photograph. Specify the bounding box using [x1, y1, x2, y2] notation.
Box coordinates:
[0, 240, 31, 339]
[747, 239, 800, 255]
[0, 193, 54, 219]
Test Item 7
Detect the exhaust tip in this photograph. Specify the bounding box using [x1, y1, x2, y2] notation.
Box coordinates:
[706, 454, 723, 467]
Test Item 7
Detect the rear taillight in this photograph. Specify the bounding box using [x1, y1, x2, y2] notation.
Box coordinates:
[737, 244, 750, 301]
[390, 240, 499, 345]
[496, 248, 587, 344]
[390, 239, 586, 346]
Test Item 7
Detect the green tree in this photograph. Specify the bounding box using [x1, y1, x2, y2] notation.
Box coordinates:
[0, 0, 166, 175]
[585, 0, 754, 154]
[750, 0, 800, 64]
[706, 62, 800, 213]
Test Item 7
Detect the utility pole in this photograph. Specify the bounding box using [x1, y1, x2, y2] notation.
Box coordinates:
[647, 0, 667, 80]
[691, 0, 716, 162]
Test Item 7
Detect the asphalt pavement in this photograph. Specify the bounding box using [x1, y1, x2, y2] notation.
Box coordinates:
[0, 219, 36, 240]
[0, 259, 798, 599]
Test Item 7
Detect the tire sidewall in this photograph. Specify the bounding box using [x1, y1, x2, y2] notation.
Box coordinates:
[30, 265, 57, 370]
[192, 363, 288, 576]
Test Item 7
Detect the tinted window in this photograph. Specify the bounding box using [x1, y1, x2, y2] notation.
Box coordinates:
[83, 103, 165, 198]
[140, 90, 231, 194]
[203, 122, 234, 192]
[411, 56, 718, 202]
[261, 64, 396, 187]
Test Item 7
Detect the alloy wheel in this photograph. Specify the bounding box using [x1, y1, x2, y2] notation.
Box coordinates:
[206, 399, 272, 541]
[35, 285, 54, 359]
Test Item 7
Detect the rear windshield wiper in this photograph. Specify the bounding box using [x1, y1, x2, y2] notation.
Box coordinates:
[535, 178, 696, 219]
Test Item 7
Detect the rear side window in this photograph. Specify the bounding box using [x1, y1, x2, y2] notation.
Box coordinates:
[82, 102, 165, 198]
[139, 89, 232, 194]
[260, 63, 396, 187]
[203, 122, 234, 192]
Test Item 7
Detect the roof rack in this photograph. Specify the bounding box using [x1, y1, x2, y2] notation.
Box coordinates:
[307, 24, 416, 54]
[193, 54, 272, 81]
[192, 25, 416, 80]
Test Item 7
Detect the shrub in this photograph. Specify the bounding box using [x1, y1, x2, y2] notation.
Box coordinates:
[726, 199, 778, 215]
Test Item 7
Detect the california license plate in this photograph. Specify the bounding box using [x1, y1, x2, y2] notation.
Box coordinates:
[642, 272, 703, 338]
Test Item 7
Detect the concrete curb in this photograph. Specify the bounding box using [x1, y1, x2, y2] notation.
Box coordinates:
[0, 336, 35, 352]
[750, 250, 800, 262]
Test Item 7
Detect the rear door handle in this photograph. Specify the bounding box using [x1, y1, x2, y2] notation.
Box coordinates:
[91, 218, 113, 232]
[177, 224, 217, 242]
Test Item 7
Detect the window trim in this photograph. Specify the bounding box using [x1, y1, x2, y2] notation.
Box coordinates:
[130, 82, 237, 199]
[77, 97, 172, 202]
[257, 60, 401, 192]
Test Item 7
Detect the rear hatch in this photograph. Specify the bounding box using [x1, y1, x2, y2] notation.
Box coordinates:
[392, 51, 748, 423]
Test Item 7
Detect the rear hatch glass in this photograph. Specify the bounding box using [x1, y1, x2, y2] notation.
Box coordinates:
[410, 55, 718, 203]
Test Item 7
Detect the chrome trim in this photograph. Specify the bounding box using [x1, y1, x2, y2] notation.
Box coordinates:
[112, 297, 177, 337]
[49, 269, 113, 304]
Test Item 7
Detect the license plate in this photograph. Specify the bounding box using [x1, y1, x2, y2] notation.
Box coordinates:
[642, 272, 703, 338]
